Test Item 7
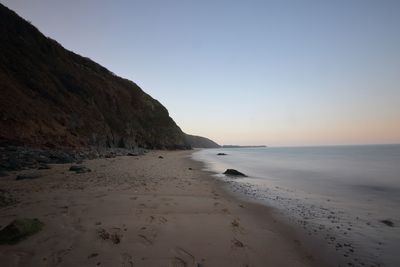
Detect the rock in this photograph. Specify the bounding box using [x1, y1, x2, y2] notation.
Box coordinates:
[217, 153, 227, 156]
[38, 164, 50, 170]
[16, 173, 41, 180]
[158, 156, 164, 159]
[69, 165, 91, 174]
[380, 219, 394, 227]
[0, 218, 44, 244]
[127, 152, 138, 156]
[223, 169, 247, 177]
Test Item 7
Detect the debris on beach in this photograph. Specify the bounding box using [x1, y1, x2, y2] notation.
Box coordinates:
[0, 218, 44, 244]
[217, 153, 228, 156]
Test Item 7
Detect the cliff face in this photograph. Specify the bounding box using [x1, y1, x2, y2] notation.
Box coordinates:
[184, 134, 220, 148]
[0, 4, 190, 149]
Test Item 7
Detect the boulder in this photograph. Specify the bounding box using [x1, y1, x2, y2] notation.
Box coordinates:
[223, 169, 247, 177]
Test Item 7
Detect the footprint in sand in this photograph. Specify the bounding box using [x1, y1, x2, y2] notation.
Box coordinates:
[121, 253, 134, 267]
[51, 246, 73, 265]
[138, 227, 157, 246]
[231, 218, 240, 228]
[138, 234, 153, 245]
[171, 257, 186, 267]
[231, 238, 245, 248]
[97, 228, 122, 244]
[159, 216, 168, 224]
[221, 208, 230, 214]
[231, 218, 246, 234]
[170, 247, 195, 267]
[148, 215, 155, 223]
[88, 253, 99, 259]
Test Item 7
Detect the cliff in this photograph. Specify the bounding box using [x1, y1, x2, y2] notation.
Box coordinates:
[185, 134, 220, 148]
[0, 4, 190, 150]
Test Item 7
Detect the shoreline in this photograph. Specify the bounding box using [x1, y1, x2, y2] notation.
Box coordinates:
[188, 150, 333, 267]
[1, 149, 323, 266]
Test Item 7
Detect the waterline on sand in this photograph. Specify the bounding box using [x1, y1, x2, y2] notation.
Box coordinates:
[193, 145, 400, 267]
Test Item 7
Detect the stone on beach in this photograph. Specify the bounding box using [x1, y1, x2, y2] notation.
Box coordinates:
[217, 153, 227, 156]
[223, 169, 247, 177]
[380, 219, 394, 227]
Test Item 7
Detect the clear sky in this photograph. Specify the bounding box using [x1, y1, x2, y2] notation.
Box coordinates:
[2, 0, 400, 146]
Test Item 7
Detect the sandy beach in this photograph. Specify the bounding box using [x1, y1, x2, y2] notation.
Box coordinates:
[0, 150, 319, 267]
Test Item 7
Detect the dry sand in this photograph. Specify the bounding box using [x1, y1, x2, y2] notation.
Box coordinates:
[0, 150, 320, 267]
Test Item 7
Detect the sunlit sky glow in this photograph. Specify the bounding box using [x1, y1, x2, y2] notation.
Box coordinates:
[3, 0, 400, 146]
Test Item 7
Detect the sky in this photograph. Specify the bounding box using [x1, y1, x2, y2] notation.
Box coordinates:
[2, 0, 400, 146]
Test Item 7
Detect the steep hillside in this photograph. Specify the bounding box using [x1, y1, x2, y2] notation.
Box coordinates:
[0, 4, 190, 149]
[185, 134, 220, 148]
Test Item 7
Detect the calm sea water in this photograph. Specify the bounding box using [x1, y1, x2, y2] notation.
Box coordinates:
[193, 145, 400, 267]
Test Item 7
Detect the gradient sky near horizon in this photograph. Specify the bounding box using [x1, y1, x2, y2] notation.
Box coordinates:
[2, 0, 400, 146]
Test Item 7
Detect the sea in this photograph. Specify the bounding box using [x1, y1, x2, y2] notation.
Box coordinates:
[192, 145, 400, 267]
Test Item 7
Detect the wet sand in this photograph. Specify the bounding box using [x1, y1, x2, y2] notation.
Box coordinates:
[0, 150, 320, 267]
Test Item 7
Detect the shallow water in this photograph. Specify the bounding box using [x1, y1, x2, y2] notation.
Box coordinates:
[193, 145, 400, 267]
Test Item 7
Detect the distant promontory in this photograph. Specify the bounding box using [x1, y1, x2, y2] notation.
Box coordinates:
[221, 145, 267, 148]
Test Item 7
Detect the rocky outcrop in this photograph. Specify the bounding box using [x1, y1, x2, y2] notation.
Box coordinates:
[0, 4, 190, 150]
[185, 134, 220, 148]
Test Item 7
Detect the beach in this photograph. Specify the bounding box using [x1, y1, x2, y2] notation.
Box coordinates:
[0, 150, 317, 267]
